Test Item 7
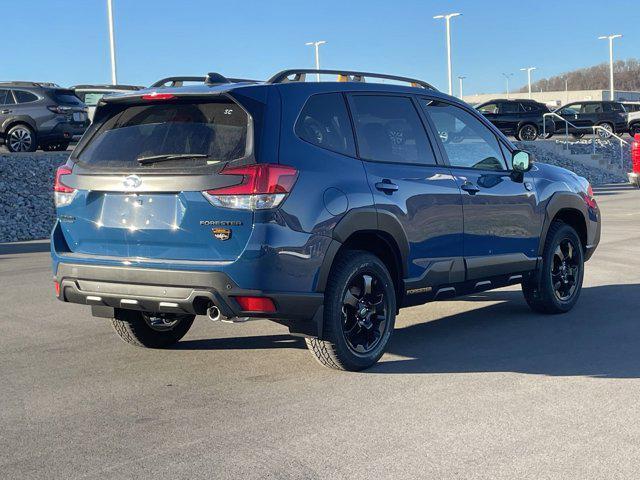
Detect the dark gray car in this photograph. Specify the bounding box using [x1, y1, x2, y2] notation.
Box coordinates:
[0, 82, 89, 152]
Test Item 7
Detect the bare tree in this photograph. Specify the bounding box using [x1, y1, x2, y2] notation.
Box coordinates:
[517, 59, 640, 92]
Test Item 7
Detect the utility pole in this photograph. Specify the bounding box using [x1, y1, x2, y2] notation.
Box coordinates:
[305, 41, 326, 82]
[598, 34, 622, 101]
[106, 0, 118, 84]
[433, 13, 461, 95]
[458, 76, 466, 99]
[502, 73, 514, 99]
[520, 67, 536, 99]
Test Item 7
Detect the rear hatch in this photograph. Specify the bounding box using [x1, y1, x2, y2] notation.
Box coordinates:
[51, 88, 89, 123]
[56, 93, 259, 263]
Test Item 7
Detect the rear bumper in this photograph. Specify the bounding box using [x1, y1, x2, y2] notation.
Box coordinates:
[54, 262, 324, 337]
[39, 122, 88, 143]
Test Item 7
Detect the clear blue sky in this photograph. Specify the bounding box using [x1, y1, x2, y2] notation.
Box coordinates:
[7, 0, 637, 94]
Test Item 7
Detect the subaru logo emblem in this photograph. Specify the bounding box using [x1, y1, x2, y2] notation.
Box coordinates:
[123, 175, 142, 189]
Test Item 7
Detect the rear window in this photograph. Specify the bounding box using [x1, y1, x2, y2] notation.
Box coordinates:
[77, 99, 249, 169]
[53, 90, 83, 105]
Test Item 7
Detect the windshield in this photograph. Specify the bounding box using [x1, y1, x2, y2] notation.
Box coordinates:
[77, 99, 250, 169]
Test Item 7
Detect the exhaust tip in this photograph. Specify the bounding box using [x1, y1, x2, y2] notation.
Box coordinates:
[206, 306, 221, 322]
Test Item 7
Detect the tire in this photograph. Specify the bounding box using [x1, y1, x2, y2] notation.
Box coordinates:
[6, 124, 37, 152]
[596, 122, 613, 139]
[518, 124, 538, 141]
[629, 124, 640, 138]
[570, 132, 584, 140]
[42, 142, 70, 152]
[305, 250, 396, 371]
[111, 310, 195, 348]
[522, 221, 584, 314]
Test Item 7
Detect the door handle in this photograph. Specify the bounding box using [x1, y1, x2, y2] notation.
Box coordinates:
[0, 109, 11, 114]
[375, 180, 399, 193]
[460, 182, 480, 195]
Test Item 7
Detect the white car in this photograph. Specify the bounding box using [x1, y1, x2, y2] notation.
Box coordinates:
[627, 109, 640, 138]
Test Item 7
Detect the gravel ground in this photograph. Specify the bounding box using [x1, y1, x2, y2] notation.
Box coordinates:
[0, 152, 69, 242]
[0, 142, 631, 243]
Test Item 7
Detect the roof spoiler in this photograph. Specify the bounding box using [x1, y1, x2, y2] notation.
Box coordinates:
[150, 73, 259, 88]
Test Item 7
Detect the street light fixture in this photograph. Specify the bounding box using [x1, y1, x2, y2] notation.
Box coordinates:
[502, 73, 514, 99]
[305, 41, 327, 82]
[433, 12, 461, 96]
[520, 67, 536, 99]
[106, 0, 117, 84]
[457, 75, 466, 99]
[598, 34, 623, 101]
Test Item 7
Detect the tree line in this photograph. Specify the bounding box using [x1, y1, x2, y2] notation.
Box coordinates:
[517, 58, 640, 93]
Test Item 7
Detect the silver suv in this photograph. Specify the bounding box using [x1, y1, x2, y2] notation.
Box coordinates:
[0, 82, 89, 152]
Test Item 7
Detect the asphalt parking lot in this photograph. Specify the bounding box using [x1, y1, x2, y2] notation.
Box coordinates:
[1, 183, 639, 479]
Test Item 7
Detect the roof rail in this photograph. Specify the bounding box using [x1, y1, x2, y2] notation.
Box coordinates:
[150, 74, 259, 88]
[0, 81, 60, 88]
[267, 69, 437, 90]
[71, 84, 144, 91]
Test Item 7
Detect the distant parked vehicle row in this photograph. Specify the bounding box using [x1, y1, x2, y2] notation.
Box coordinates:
[0, 82, 89, 152]
[476, 99, 630, 141]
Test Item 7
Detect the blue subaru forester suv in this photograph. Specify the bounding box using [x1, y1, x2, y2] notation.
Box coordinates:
[52, 70, 601, 371]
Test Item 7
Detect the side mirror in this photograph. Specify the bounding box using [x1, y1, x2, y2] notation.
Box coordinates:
[512, 150, 533, 173]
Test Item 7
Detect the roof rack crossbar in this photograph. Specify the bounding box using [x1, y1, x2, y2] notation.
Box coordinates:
[268, 69, 437, 90]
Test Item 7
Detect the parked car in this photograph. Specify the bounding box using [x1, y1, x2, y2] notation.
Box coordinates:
[553, 101, 627, 139]
[72, 84, 144, 121]
[626, 109, 640, 137]
[622, 102, 640, 113]
[476, 99, 555, 141]
[0, 82, 89, 152]
[51, 69, 601, 371]
[629, 134, 640, 188]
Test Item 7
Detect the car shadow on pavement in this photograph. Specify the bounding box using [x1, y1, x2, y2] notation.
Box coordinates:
[0, 240, 50, 256]
[174, 334, 306, 351]
[373, 284, 640, 377]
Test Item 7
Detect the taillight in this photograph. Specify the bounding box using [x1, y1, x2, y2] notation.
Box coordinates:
[54, 166, 76, 207]
[47, 105, 72, 114]
[202, 164, 298, 210]
[584, 183, 597, 209]
[632, 134, 640, 174]
[233, 296, 276, 313]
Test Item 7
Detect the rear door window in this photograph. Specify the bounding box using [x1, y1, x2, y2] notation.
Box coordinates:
[295, 93, 356, 156]
[349, 95, 437, 165]
[583, 103, 602, 114]
[500, 102, 521, 114]
[77, 99, 250, 169]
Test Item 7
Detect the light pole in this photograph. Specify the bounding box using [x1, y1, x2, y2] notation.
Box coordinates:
[502, 73, 514, 99]
[305, 41, 326, 82]
[598, 34, 622, 101]
[106, 0, 117, 84]
[520, 67, 536, 99]
[457, 76, 466, 99]
[433, 12, 461, 96]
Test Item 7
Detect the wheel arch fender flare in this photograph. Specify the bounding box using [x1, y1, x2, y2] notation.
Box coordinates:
[2, 115, 37, 134]
[538, 191, 589, 257]
[315, 208, 410, 292]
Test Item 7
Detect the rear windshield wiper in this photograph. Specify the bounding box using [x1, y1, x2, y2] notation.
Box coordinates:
[137, 153, 209, 165]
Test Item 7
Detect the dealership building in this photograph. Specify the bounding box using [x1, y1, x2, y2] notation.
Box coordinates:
[462, 89, 640, 107]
